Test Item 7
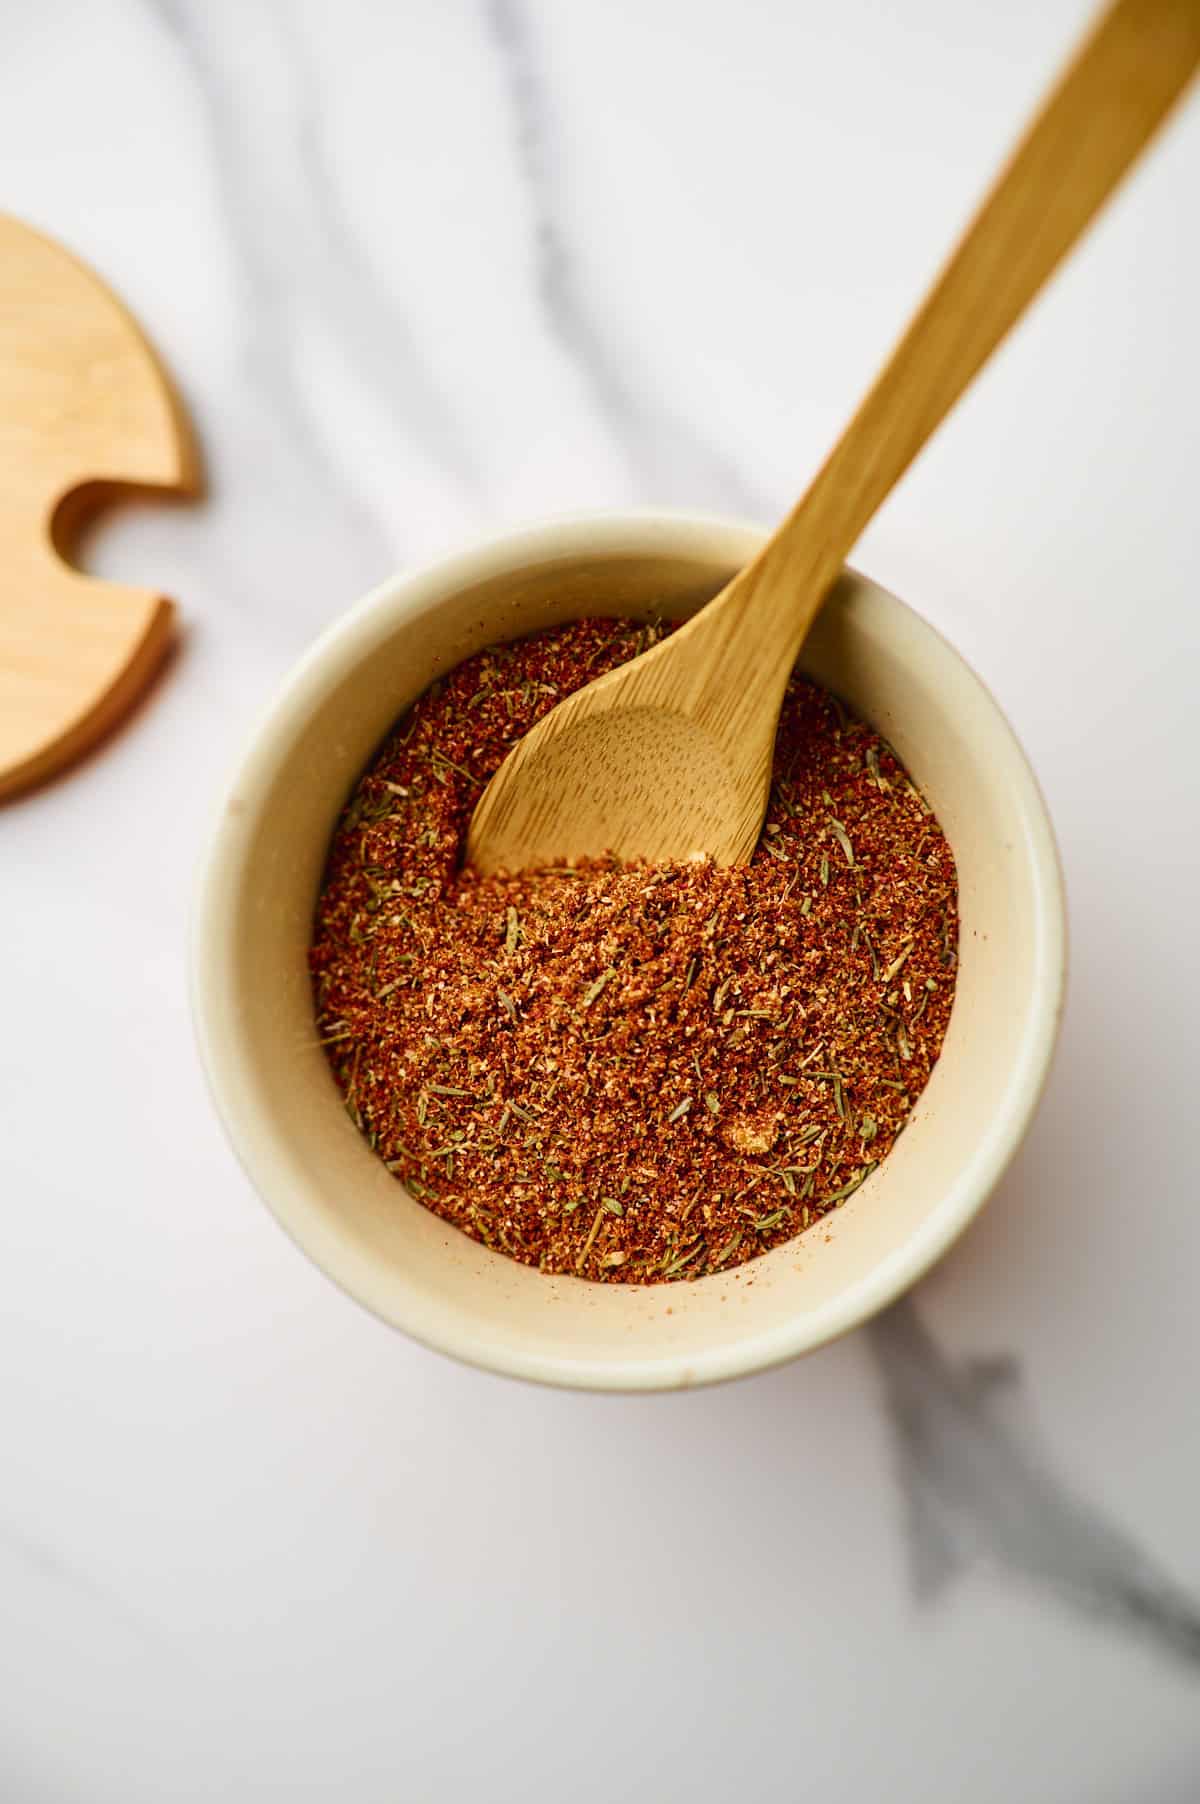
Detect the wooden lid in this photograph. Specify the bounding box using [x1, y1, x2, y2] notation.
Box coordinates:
[0, 215, 199, 799]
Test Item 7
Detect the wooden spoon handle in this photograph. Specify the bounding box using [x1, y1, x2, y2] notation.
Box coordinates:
[741, 0, 1200, 651]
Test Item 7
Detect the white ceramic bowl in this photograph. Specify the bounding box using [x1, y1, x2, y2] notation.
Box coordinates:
[192, 514, 1065, 1390]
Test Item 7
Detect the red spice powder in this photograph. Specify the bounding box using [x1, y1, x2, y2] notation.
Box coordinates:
[309, 618, 958, 1283]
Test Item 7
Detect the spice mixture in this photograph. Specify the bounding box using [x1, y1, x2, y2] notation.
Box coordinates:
[310, 618, 958, 1284]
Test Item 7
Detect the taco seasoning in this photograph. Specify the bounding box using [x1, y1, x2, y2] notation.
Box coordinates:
[309, 618, 957, 1284]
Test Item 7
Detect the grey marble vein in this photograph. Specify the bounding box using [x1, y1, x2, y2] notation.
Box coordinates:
[289, 53, 486, 500]
[870, 1296, 1200, 1670]
[486, 0, 771, 520]
[0, 1517, 184, 1660]
[145, 0, 386, 581]
[146, 0, 477, 580]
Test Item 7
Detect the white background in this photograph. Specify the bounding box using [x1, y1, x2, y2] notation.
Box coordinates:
[2, 1, 1198, 1798]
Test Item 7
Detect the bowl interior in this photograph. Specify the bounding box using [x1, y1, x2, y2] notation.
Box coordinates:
[195, 519, 1062, 1388]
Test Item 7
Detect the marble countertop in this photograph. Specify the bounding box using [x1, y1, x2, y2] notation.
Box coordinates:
[3, 1, 1199, 1798]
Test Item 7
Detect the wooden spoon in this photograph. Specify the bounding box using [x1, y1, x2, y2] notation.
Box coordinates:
[469, 0, 1199, 874]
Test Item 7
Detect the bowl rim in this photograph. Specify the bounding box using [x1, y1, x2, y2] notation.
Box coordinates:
[191, 510, 1067, 1389]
